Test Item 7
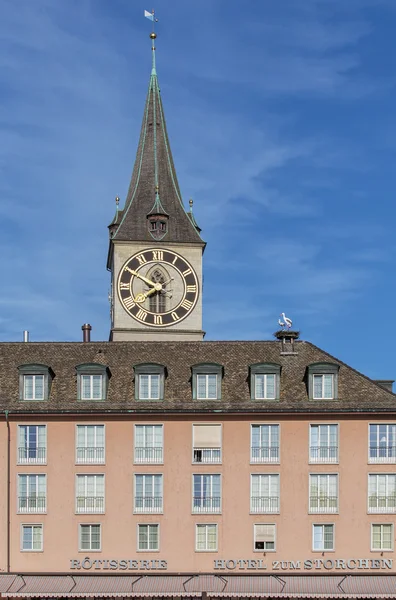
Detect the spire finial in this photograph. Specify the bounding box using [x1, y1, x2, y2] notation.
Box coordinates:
[144, 9, 158, 74]
[189, 198, 193, 212]
[115, 196, 120, 207]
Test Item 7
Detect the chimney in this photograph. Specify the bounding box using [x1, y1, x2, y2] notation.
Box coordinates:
[23, 330, 29, 343]
[374, 380, 394, 393]
[274, 329, 300, 354]
[82, 324, 92, 343]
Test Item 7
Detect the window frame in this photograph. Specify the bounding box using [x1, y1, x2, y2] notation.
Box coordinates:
[253, 523, 276, 552]
[192, 364, 223, 401]
[307, 363, 339, 400]
[79, 523, 102, 552]
[18, 364, 52, 401]
[250, 473, 280, 514]
[368, 423, 396, 464]
[137, 523, 160, 552]
[368, 473, 396, 514]
[309, 473, 339, 514]
[17, 474, 47, 514]
[75, 474, 105, 514]
[312, 523, 335, 552]
[309, 423, 339, 464]
[192, 423, 222, 464]
[195, 523, 218, 552]
[250, 424, 280, 464]
[134, 364, 166, 401]
[134, 473, 164, 514]
[134, 424, 164, 464]
[192, 473, 222, 514]
[76, 364, 109, 402]
[20, 523, 44, 552]
[75, 424, 106, 465]
[249, 363, 281, 401]
[17, 424, 47, 465]
[371, 523, 394, 551]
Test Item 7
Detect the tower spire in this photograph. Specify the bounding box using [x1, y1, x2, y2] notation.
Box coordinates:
[111, 29, 203, 245]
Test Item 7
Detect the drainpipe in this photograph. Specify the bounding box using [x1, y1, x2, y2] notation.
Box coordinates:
[5, 410, 10, 572]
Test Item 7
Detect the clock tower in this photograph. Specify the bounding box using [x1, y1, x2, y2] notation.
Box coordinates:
[107, 33, 205, 341]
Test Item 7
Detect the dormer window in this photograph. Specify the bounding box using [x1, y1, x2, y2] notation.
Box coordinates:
[147, 214, 168, 240]
[192, 364, 223, 400]
[250, 364, 281, 400]
[307, 363, 339, 400]
[76, 364, 109, 401]
[18, 364, 53, 401]
[134, 363, 166, 401]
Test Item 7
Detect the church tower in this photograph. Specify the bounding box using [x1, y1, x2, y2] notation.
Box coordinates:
[107, 32, 205, 341]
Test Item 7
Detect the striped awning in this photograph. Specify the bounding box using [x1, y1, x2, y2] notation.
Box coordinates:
[2, 574, 396, 598]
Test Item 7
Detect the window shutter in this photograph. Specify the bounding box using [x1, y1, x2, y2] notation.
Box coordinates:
[193, 425, 221, 448]
[255, 524, 275, 543]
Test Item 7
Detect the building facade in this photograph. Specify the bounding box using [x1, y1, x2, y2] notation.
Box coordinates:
[1, 32, 396, 600]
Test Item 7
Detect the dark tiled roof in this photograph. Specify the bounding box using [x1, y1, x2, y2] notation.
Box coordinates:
[112, 60, 203, 245]
[0, 340, 394, 415]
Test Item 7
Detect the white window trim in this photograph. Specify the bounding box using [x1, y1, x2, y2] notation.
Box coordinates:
[312, 374, 334, 400]
[134, 473, 164, 514]
[79, 523, 102, 552]
[17, 474, 47, 514]
[253, 523, 276, 553]
[254, 374, 276, 400]
[312, 523, 335, 552]
[20, 523, 44, 552]
[371, 523, 394, 551]
[250, 423, 280, 464]
[192, 423, 222, 465]
[75, 474, 105, 514]
[367, 473, 396, 514]
[136, 523, 160, 552]
[250, 473, 280, 514]
[308, 473, 339, 514]
[17, 424, 47, 465]
[308, 423, 339, 464]
[134, 423, 164, 465]
[368, 423, 396, 464]
[75, 424, 106, 465]
[196, 374, 219, 400]
[192, 473, 222, 514]
[195, 523, 218, 552]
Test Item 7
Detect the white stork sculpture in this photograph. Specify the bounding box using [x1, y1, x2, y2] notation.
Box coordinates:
[278, 312, 292, 330]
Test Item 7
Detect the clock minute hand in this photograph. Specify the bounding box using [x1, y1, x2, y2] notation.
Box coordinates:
[130, 269, 156, 288]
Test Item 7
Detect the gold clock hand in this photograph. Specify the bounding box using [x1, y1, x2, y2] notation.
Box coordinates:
[133, 287, 158, 304]
[129, 269, 156, 288]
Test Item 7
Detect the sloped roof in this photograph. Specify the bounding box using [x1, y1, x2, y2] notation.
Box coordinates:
[0, 339, 393, 414]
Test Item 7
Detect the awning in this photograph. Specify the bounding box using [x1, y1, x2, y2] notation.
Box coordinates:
[1, 574, 396, 598]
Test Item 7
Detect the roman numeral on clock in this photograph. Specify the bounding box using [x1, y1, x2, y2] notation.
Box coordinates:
[181, 299, 193, 311]
[152, 251, 163, 261]
[154, 315, 163, 325]
[124, 296, 135, 309]
[136, 253, 147, 266]
[120, 282, 129, 290]
[136, 308, 148, 321]
[182, 268, 192, 277]
[186, 285, 196, 293]
[171, 311, 180, 321]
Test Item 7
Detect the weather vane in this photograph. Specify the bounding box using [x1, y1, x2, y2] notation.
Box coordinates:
[278, 312, 292, 330]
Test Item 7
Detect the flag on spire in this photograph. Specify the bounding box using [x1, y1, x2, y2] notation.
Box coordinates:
[144, 10, 158, 22]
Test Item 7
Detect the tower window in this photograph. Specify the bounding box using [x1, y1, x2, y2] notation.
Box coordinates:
[148, 215, 168, 239]
[149, 269, 166, 313]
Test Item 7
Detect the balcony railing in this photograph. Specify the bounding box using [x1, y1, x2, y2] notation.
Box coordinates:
[18, 496, 46, 513]
[18, 447, 46, 464]
[76, 496, 105, 513]
[193, 496, 221, 513]
[193, 448, 221, 464]
[309, 496, 338, 513]
[250, 496, 279, 513]
[251, 446, 279, 463]
[134, 496, 163, 513]
[368, 495, 396, 513]
[76, 447, 105, 464]
[369, 447, 396, 463]
[310, 446, 338, 463]
[134, 447, 163, 463]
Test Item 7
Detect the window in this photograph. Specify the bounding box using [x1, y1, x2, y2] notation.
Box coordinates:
[79, 524, 101, 551]
[134, 364, 165, 401]
[371, 524, 393, 551]
[309, 424, 338, 463]
[76, 475, 105, 513]
[369, 424, 396, 463]
[138, 524, 159, 551]
[250, 364, 281, 400]
[309, 474, 338, 513]
[135, 425, 163, 463]
[18, 364, 52, 401]
[368, 474, 396, 513]
[313, 524, 334, 551]
[307, 363, 339, 400]
[192, 364, 223, 400]
[76, 364, 109, 401]
[21, 524, 43, 551]
[18, 425, 46, 464]
[76, 425, 105, 464]
[193, 424, 221, 464]
[193, 474, 221, 513]
[134, 474, 163, 513]
[254, 524, 276, 551]
[250, 474, 280, 513]
[251, 425, 279, 463]
[196, 524, 218, 551]
[18, 474, 46, 513]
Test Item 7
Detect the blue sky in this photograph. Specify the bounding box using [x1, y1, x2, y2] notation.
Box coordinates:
[1, 0, 396, 380]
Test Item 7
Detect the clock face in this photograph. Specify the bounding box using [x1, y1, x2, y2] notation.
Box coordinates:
[117, 248, 199, 327]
